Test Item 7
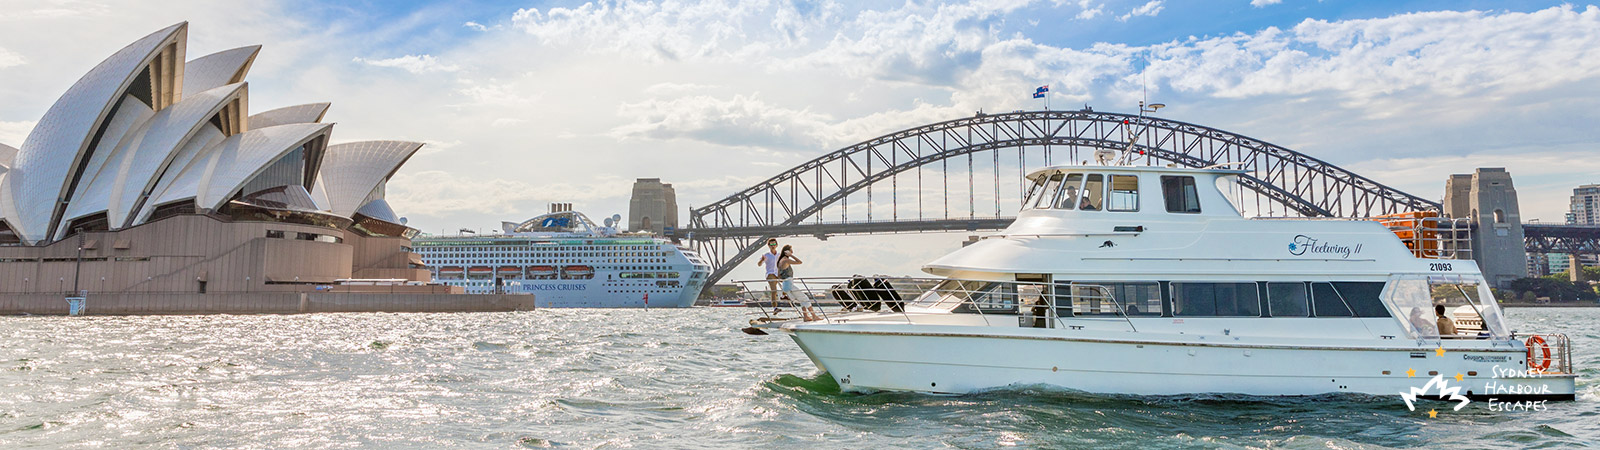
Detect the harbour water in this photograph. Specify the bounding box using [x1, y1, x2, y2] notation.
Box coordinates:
[0, 308, 1594, 448]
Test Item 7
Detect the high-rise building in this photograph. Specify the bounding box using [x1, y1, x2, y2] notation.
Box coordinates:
[1569, 184, 1600, 268]
[628, 178, 677, 234]
[1572, 184, 1600, 225]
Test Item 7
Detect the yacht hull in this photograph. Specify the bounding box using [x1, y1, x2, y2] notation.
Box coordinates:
[788, 325, 1576, 401]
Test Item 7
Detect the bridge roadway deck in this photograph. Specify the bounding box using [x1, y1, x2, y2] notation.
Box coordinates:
[1524, 224, 1600, 254]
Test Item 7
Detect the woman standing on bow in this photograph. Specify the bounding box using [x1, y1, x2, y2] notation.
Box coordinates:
[778, 245, 817, 321]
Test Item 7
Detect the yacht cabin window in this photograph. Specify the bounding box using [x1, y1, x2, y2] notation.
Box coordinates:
[1032, 174, 1063, 210]
[1331, 282, 1390, 317]
[1107, 175, 1139, 211]
[1267, 282, 1310, 317]
[1076, 281, 1161, 316]
[1080, 174, 1104, 211]
[1054, 174, 1084, 210]
[1161, 175, 1202, 213]
[1311, 282, 1354, 317]
[1172, 282, 1260, 317]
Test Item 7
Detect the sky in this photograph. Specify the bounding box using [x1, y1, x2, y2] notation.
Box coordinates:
[2, 0, 1599, 281]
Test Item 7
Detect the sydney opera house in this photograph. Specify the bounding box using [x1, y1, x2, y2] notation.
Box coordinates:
[0, 23, 500, 312]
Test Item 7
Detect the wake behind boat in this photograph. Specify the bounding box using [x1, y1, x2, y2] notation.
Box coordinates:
[737, 163, 1577, 401]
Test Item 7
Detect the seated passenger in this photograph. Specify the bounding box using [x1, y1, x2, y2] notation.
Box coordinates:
[1079, 196, 1099, 211]
[1057, 186, 1079, 209]
[1408, 307, 1438, 337]
[1435, 304, 1458, 336]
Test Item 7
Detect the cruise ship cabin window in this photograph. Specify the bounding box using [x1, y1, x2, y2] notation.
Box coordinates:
[1054, 174, 1084, 210]
[1108, 175, 1139, 211]
[1080, 174, 1104, 211]
[1173, 282, 1260, 317]
[1267, 282, 1310, 317]
[1161, 176, 1202, 213]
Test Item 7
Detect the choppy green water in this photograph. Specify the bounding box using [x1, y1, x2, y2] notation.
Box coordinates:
[0, 308, 1594, 448]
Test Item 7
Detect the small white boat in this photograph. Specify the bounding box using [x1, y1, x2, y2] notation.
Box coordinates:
[738, 164, 1577, 401]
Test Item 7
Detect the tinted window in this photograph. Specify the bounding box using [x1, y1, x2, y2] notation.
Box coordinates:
[1173, 282, 1260, 317]
[1054, 174, 1084, 210]
[1032, 174, 1063, 209]
[1332, 282, 1391, 317]
[1267, 282, 1309, 317]
[1108, 175, 1139, 211]
[1311, 282, 1353, 317]
[1080, 174, 1104, 211]
[1162, 175, 1201, 213]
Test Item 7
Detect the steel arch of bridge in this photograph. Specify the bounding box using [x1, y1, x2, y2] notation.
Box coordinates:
[683, 110, 1439, 285]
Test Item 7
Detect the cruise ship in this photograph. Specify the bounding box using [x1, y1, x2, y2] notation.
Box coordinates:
[413, 204, 710, 307]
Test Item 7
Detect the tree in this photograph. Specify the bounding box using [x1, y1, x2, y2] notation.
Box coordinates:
[1509, 277, 1598, 302]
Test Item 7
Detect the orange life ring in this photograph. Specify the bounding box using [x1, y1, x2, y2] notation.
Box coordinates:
[1525, 336, 1552, 372]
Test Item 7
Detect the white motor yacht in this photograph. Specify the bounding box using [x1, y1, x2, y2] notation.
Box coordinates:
[740, 164, 1576, 401]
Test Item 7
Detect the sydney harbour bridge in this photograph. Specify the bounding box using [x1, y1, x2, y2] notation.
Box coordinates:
[668, 109, 1600, 285]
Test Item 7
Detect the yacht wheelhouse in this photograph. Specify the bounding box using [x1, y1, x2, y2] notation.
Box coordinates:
[741, 164, 1576, 401]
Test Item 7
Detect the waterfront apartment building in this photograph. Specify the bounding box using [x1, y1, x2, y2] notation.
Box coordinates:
[628, 178, 678, 235]
[1571, 184, 1600, 268]
[1574, 184, 1600, 225]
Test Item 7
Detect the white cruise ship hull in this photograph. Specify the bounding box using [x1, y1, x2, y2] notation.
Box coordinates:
[786, 316, 1576, 401]
[509, 279, 700, 308]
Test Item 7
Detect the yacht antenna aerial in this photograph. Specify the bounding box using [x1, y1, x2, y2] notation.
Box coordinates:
[1118, 100, 1165, 165]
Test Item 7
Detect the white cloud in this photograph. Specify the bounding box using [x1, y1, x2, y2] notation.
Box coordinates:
[1250, 0, 1283, 7]
[463, 21, 487, 31]
[1142, 6, 1600, 110]
[609, 94, 836, 150]
[0, 47, 23, 68]
[352, 54, 460, 74]
[1118, 1, 1164, 21]
[387, 170, 631, 218]
[1076, 6, 1104, 20]
[0, 120, 33, 146]
[794, 1, 1031, 85]
[491, 117, 527, 128]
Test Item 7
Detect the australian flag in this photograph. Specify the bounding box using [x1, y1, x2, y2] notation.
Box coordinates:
[1032, 85, 1049, 98]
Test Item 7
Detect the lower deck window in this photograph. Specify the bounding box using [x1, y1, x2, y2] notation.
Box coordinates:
[1267, 282, 1309, 317]
[1173, 282, 1260, 317]
[1074, 282, 1161, 316]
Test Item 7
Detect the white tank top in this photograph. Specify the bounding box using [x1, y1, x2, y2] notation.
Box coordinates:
[762, 252, 780, 275]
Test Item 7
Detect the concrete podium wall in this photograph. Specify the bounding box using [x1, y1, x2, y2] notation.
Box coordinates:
[0, 293, 536, 315]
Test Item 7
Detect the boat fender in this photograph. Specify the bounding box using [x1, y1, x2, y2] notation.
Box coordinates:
[1525, 336, 1553, 372]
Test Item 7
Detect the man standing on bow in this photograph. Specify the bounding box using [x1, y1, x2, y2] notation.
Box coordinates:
[755, 238, 782, 305]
